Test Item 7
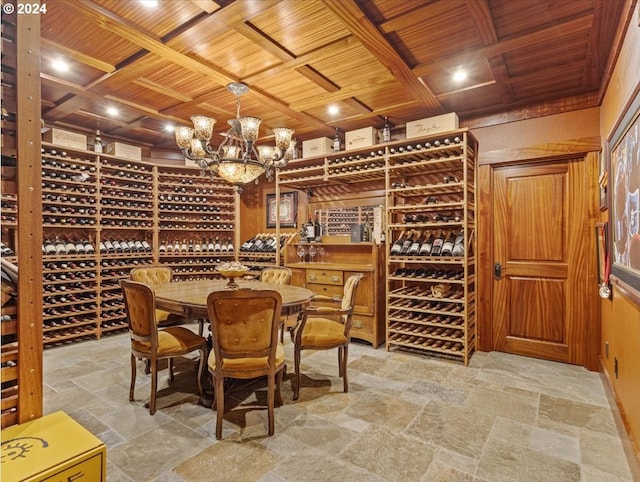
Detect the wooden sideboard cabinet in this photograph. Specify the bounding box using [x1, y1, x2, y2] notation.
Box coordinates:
[285, 237, 385, 347]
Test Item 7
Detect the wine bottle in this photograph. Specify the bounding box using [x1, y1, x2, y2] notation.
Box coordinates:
[44, 239, 57, 256]
[390, 230, 406, 255]
[159, 241, 167, 253]
[333, 128, 341, 152]
[452, 231, 464, 257]
[214, 236, 221, 252]
[94, 130, 103, 153]
[400, 230, 414, 255]
[382, 116, 391, 143]
[431, 231, 445, 256]
[441, 231, 455, 256]
[54, 236, 67, 255]
[180, 239, 188, 253]
[408, 230, 423, 256]
[305, 218, 315, 242]
[83, 239, 95, 254]
[314, 211, 321, 239]
[418, 232, 434, 256]
[207, 237, 215, 252]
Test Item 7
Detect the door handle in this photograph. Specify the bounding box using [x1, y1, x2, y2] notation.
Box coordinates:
[494, 262, 502, 280]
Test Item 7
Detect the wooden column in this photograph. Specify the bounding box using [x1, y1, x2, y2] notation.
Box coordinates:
[16, 8, 43, 422]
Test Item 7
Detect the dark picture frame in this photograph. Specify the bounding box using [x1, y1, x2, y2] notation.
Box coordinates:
[608, 85, 640, 295]
[266, 191, 298, 228]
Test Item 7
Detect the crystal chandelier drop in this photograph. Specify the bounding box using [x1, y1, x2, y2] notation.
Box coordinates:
[174, 82, 296, 186]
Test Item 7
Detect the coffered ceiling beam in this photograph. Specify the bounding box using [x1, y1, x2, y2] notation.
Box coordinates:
[320, 0, 443, 111]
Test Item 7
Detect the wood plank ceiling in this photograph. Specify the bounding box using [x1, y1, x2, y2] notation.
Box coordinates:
[28, 0, 633, 150]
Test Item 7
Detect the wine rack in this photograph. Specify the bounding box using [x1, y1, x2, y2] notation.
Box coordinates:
[385, 130, 477, 365]
[317, 206, 375, 237]
[157, 167, 236, 280]
[238, 233, 292, 272]
[1, 289, 18, 428]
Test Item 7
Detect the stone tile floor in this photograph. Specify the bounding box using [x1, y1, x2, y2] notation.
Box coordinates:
[43, 323, 636, 481]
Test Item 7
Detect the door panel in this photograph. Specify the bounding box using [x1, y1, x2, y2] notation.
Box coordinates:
[492, 159, 592, 365]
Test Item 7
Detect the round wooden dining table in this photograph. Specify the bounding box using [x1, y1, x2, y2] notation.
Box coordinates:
[154, 278, 314, 318]
[153, 278, 314, 407]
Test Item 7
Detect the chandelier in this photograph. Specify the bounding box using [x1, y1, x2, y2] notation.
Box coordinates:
[174, 82, 295, 186]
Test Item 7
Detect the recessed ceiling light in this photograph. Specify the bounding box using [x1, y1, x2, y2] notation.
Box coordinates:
[328, 105, 339, 115]
[165, 123, 174, 133]
[51, 59, 69, 72]
[453, 69, 468, 82]
[139, 0, 158, 7]
[107, 107, 119, 116]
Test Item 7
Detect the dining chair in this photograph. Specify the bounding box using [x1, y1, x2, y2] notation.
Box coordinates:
[259, 266, 293, 342]
[290, 272, 364, 401]
[120, 279, 206, 415]
[206, 289, 285, 439]
[130, 266, 206, 336]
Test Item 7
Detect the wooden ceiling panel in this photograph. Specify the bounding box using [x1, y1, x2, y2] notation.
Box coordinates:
[190, 31, 283, 79]
[34, 0, 632, 149]
[249, 0, 351, 56]
[503, 31, 590, 77]
[88, 0, 210, 38]
[490, 0, 595, 39]
[40, 5, 141, 67]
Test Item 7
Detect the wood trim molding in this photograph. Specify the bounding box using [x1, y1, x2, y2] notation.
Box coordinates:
[599, 361, 640, 481]
[478, 136, 602, 166]
[611, 275, 640, 309]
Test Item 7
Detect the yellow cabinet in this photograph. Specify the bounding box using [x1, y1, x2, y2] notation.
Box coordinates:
[1, 411, 106, 481]
[285, 240, 385, 347]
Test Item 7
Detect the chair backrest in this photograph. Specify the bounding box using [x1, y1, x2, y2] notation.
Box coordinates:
[260, 267, 292, 285]
[341, 273, 364, 325]
[120, 279, 158, 346]
[130, 266, 172, 287]
[206, 290, 282, 365]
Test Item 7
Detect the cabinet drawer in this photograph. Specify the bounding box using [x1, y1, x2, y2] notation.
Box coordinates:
[307, 283, 343, 298]
[351, 315, 373, 335]
[306, 269, 343, 286]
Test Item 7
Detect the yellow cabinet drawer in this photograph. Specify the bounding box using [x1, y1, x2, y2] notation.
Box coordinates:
[351, 315, 373, 335]
[306, 269, 343, 286]
[307, 283, 343, 298]
[1, 411, 106, 482]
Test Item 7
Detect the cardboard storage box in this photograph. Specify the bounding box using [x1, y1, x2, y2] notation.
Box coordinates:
[1, 410, 106, 481]
[406, 113, 459, 139]
[302, 137, 333, 158]
[106, 141, 142, 161]
[42, 128, 87, 151]
[345, 127, 378, 150]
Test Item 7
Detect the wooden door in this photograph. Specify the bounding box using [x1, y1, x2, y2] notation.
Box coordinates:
[491, 158, 596, 366]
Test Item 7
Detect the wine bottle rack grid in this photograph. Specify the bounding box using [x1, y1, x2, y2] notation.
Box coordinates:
[9, 143, 241, 347]
[385, 129, 477, 365]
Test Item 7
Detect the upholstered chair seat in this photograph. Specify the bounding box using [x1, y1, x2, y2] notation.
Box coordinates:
[290, 273, 364, 400]
[206, 289, 285, 439]
[120, 279, 206, 415]
[130, 266, 205, 335]
[259, 267, 293, 342]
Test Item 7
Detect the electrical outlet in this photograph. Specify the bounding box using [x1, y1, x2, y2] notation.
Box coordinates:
[605, 341, 609, 359]
[614, 357, 619, 379]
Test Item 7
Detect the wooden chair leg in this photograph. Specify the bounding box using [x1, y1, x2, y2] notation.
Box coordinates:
[293, 347, 301, 401]
[215, 375, 225, 440]
[276, 367, 284, 406]
[267, 372, 276, 436]
[150, 359, 158, 415]
[338, 347, 343, 377]
[342, 344, 349, 393]
[169, 357, 175, 382]
[195, 348, 204, 396]
[129, 353, 137, 402]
